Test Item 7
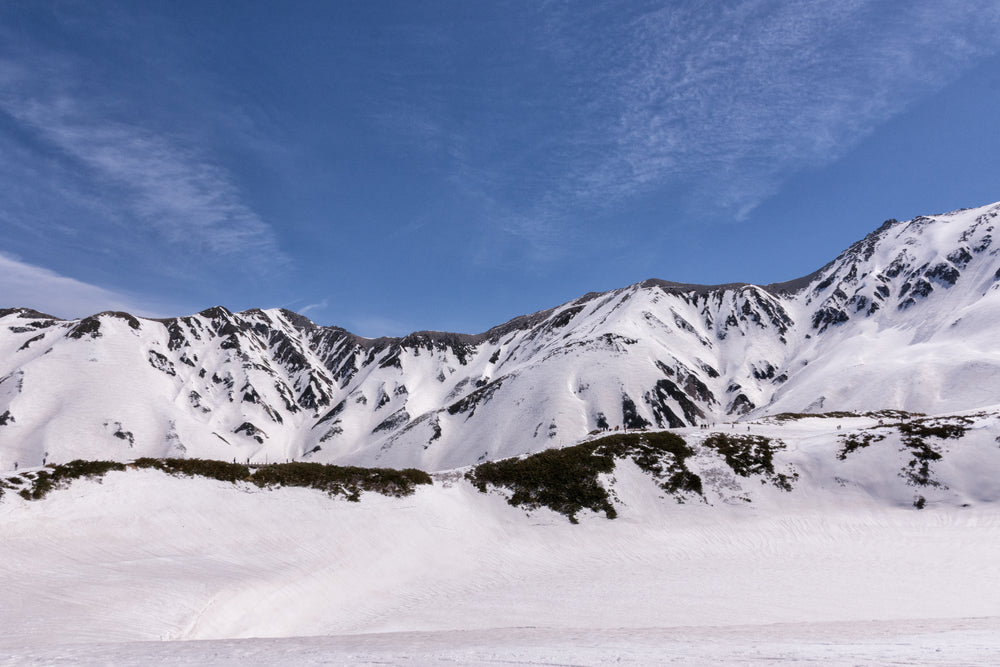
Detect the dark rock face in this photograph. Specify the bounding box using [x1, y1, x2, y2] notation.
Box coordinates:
[645, 379, 703, 428]
[812, 306, 849, 332]
[373, 408, 411, 434]
[728, 394, 755, 416]
[621, 394, 651, 430]
[234, 422, 267, 444]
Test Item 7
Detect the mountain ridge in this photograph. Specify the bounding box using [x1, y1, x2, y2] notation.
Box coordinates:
[1, 200, 998, 471]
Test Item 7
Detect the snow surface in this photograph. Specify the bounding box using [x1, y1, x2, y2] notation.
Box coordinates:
[1, 414, 999, 664]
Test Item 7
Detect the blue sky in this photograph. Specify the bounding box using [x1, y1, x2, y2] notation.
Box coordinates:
[1, 1, 999, 337]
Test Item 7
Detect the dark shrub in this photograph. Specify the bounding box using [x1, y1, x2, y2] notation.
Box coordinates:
[9, 457, 431, 503]
[250, 461, 431, 500]
[837, 416, 969, 487]
[467, 432, 701, 523]
[702, 433, 797, 490]
[837, 431, 886, 460]
[134, 457, 250, 483]
[15, 460, 126, 500]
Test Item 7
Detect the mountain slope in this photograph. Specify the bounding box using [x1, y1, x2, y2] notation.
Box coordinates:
[1, 201, 998, 470]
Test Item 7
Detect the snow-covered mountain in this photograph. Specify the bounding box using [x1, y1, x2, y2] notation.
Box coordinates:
[1, 201, 999, 471]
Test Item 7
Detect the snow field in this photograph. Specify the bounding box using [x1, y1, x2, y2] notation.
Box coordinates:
[1, 436, 999, 664]
[3, 619, 999, 666]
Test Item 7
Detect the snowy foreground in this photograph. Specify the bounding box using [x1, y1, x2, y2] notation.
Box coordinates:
[2, 415, 1000, 665]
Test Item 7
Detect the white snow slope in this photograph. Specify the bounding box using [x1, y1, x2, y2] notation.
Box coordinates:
[2, 411, 1000, 664]
[0, 410, 1000, 665]
[1, 202, 1000, 470]
[2, 201, 1000, 664]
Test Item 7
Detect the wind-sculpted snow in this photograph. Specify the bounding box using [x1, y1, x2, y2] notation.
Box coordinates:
[1, 201, 1000, 470]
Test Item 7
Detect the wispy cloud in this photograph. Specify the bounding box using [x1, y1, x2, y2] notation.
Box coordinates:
[573, 0, 1000, 218]
[0, 253, 169, 319]
[0, 51, 285, 277]
[298, 300, 328, 317]
[393, 0, 1000, 256]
